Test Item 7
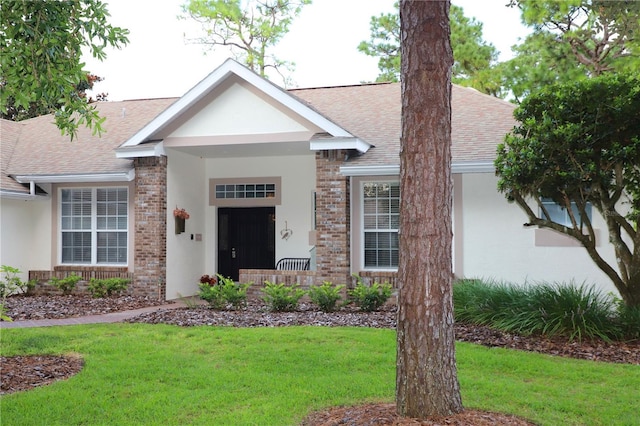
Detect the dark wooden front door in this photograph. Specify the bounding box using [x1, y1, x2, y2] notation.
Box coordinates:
[218, 207, 275, 281]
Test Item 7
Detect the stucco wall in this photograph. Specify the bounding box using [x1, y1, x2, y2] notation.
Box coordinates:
[460, 173, 619, 296]
[165, 150, 207, 299]
[0, 197, 52, 283]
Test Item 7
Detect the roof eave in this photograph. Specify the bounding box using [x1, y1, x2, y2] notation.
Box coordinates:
[115, 141, 165, 159]
[340, 161, 495, 176]
[310, 136, 371, 153]
[13, 170, 135, 184]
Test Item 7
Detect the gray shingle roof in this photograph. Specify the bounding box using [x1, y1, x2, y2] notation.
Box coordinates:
[291, 82, 517, 167]
[2, 98, 175, 181]
[1, 81, 516, 190]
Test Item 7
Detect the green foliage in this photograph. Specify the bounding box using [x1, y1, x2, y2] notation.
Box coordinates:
[0, 0, 129, 138]
[49, 273, 82, 295]
[261, 281, 305, 312]
[358, 3, 501, 96]
[0, 265, 36, 297]
[308, 281, 345, 313]
[454, 279, 631, 341]
[502, 0, 640, 101]
[614, 301, 640, 340]
[199, 274, 250, 309]
[348, 275, 392, 312]
[496, 73, 640, 307]
[87, 277, 130, 298]
[181, 0, 311, 81]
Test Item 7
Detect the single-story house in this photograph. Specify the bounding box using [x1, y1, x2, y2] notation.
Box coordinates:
[0, 59, 621, 300]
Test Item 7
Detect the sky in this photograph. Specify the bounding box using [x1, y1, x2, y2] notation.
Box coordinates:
[84, 0, 531, 101]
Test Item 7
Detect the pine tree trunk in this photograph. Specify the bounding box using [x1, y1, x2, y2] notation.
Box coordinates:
[396, 0, 463, 418]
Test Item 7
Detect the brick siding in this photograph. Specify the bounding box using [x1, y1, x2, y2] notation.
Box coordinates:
[132, 156, 167, 299]
[314, 150, 351, 285]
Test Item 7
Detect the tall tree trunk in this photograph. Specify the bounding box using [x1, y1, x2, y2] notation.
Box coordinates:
[396, 0, 462, 419]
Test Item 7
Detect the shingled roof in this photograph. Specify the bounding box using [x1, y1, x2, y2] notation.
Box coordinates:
[291, 82, 517, 168]
[1, 80, 516, 196]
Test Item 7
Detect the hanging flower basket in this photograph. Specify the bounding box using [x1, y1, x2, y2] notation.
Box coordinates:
[173, 207, 190, 220]
[174, 207, 189, 234]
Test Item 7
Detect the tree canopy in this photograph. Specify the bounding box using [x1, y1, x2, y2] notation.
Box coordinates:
[181, 0, 311, 83]
[0, 0, 129, 139]
[358, 2, 500, 96]
[495, 73, 640, 307]
[500, 0, 640, 102]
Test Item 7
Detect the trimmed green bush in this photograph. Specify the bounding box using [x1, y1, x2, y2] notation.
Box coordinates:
[262, 281, 306, 312]
[348, 275, 392, 312]
[309, 281, 345, 312]
[88, 278, 130, 298]
[198, 275, 250, 310]
[49, 273, 82, 295]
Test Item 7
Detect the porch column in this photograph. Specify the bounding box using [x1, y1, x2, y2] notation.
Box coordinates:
[314, 150, 351, 286]
[133, 156, 167, 299]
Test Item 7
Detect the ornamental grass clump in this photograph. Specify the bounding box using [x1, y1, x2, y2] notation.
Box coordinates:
[453, 279, 626, 341]
[308, 281, 345, 312]
[262, 281, 306, 312]
[348, 275, 392, 312]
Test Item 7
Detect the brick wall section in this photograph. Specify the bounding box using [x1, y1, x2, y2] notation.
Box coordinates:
[314, 150, 351, 286]
[133, 156, 167, 299]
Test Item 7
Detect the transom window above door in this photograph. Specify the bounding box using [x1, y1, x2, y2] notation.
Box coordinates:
[209, 177, 281, 207]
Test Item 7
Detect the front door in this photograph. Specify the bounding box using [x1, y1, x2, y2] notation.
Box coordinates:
[218, 207, 275, 281]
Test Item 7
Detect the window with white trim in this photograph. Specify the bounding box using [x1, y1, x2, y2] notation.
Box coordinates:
[363, 182, 400, 268]
[60, 187, 128, 264]
[540, 197, 592, 227]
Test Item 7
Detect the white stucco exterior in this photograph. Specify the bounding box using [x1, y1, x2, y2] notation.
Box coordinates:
[459, 172, 619, 296]
[0, 197, 52, 282]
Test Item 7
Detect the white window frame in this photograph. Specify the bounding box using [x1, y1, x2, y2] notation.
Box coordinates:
[361, 180, 400, 269]
[59, 187, 129, 266]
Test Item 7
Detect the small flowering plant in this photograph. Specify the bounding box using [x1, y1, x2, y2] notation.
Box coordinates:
[199, 274, 218, 286]
[174, 207, 190, 219]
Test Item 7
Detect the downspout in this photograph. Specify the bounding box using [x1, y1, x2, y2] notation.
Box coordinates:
[30, 181, 35, 196]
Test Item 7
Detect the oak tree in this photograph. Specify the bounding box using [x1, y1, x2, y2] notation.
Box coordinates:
[495, 74, 640, 307]
[397, 0, 463, 419]
[0, 0, 129, 138]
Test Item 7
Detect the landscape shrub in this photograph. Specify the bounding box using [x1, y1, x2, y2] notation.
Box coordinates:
[262, 281, 306, 312]
[614, 301, 640, 340]
[453, 279, 626, 341]
[308, 281, 345, 312]
[88, 278, 130, 298]
[198, 274, 250, 309]
[0, 265, 36, 297]
[348, 275, 392, 312]
[49, 273, 82, 295]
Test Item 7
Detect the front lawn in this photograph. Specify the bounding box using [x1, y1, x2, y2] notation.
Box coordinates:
[1, 324, 638, 425]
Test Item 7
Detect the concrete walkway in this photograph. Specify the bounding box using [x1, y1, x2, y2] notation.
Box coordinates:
[0, 301, 187, 329]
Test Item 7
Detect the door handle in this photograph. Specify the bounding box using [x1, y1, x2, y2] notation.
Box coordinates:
[231, 248, 236, 259]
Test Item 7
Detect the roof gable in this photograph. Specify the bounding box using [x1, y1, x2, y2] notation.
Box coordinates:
[117, 59, 366, 158]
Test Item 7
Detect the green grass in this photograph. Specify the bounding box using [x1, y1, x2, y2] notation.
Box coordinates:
[2, 324, 639, 425]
